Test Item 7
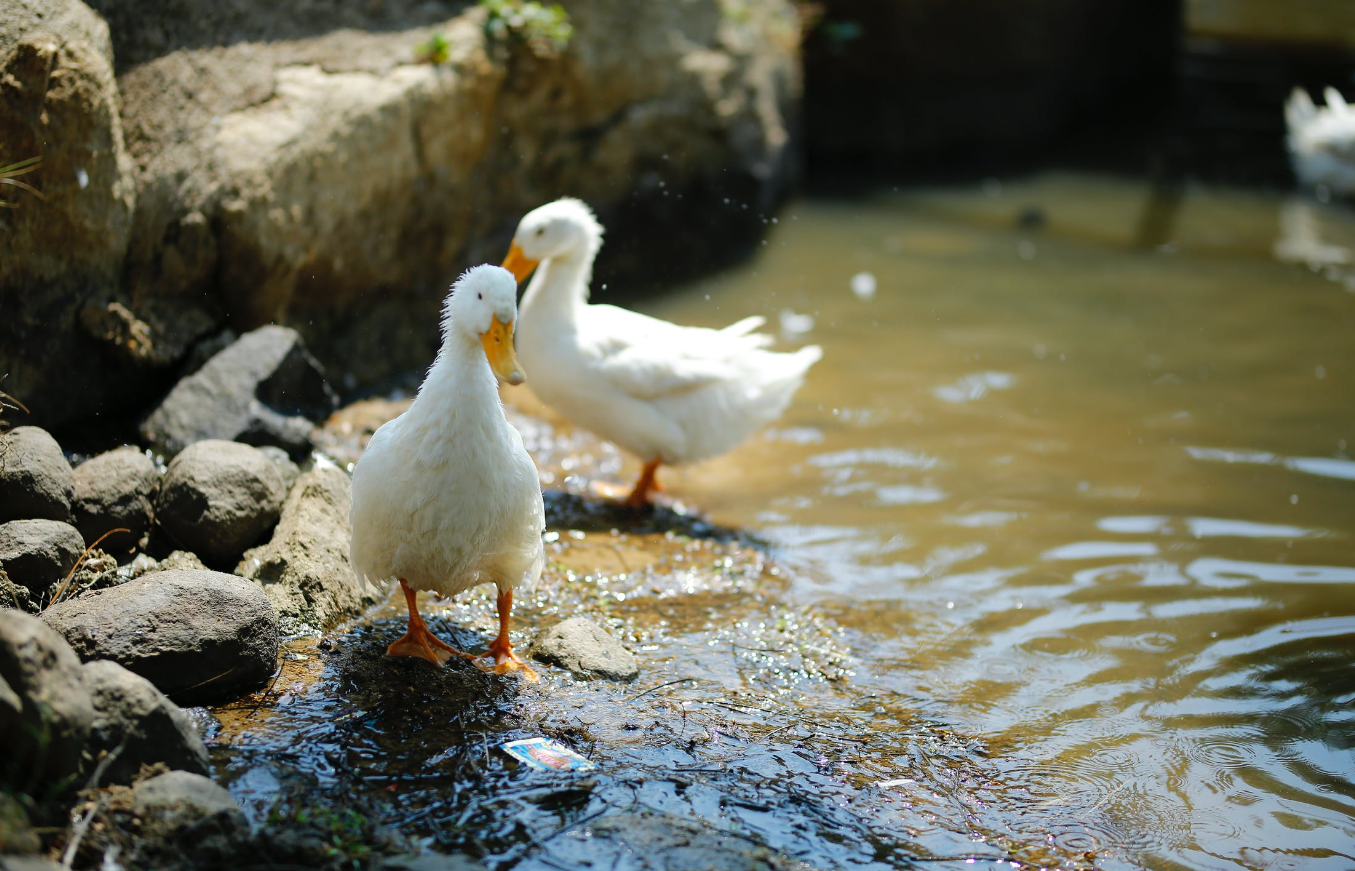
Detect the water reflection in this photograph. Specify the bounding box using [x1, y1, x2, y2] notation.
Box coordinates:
[647, 173, 1355, 870]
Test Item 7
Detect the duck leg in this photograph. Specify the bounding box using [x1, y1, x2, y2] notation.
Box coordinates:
[476, 589, 538, 680]
[625, 459, 663, 508]
[387, 579, 473, 665]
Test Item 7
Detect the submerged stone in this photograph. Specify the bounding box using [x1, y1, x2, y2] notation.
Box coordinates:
[531, 616, 639, 682]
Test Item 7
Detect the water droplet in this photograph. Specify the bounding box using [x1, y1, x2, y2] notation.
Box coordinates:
[850, 271, 877, 300]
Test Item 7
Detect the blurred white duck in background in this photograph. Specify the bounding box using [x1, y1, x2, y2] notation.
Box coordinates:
[1286, 86, 1355, 198]
[350, 264, 543, 677]
[501, 198, 822, 508]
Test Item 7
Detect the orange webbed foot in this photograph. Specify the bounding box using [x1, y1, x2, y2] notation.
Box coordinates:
[386, 626, 474, 666]
[475, 636, 539, 681]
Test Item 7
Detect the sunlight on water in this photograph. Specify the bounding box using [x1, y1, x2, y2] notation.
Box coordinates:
[640, 173, 1355, 871]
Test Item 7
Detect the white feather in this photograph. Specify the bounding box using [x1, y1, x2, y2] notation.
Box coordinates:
[349, 266, 545, 600]
[510, 199, 822, 467]
[1287, 86, 1355, 197]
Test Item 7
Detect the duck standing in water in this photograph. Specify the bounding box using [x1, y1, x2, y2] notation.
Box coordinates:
[1286, 86, 1355, 198]
[350, 265, 543, 676]
[501, 198, 822, 508]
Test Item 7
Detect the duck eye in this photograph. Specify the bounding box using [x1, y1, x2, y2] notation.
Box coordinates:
[535, 227, 545, 237]
[477, 293, 482, 300]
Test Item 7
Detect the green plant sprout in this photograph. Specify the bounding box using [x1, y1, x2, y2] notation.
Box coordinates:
[414, 32, 450, 65]
[481, 0, 573, 57]
[0, 156, 44, 208]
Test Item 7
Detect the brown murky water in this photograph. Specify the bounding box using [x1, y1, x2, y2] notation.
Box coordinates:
[214, 175, 1355, 871]
[644, 175, 1355, 869]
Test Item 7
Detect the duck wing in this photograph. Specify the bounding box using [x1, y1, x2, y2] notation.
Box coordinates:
[582, 305, 770, 400]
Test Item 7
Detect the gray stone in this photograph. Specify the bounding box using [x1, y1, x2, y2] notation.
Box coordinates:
[0, 610, 94, 794]
[131, 770, 246, 832]
[238, 463, 380, 632]
[155, 440, 285, 564]
[379, 854, 488, 871]
[71, 446, 159, 552]
[41, 569, 279, 704]
[0, 567, 36, 614]
[0, 519, 84, 595]
[0, 857, 62, 871]
[140, 326, 338, 459]
[0, 427, 73, 523]
[544, 810, 802, 870]
[258, 445, 301, 493]
[81, 659, 210, 784]
[0, 0, 139, 431]
[531, 616, 639, 682]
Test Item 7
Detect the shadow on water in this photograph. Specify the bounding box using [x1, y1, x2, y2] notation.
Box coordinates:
[542, 488, 753, 544]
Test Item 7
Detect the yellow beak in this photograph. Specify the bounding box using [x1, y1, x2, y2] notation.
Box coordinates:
[480, 316, 525, 386]
[501, 242, 540, 283]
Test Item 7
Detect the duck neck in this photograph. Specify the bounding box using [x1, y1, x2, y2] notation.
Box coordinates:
[521, 239, 597, 324]
[410, 330, 502, 428]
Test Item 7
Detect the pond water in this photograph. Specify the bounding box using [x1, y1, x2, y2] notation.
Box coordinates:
[213, 173, 1355, 871]
[648, 174, 1355, 870]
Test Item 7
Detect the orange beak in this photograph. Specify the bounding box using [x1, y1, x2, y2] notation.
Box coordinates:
[501, 242, 540, 284]
[480, 316, 525, 385]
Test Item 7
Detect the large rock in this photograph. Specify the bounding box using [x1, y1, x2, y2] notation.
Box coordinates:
[71, 445, 159, 552]
[0, 427, 73, 523]
[238, 463, 380, 632]
[0, 519, 84, 596]
[41, 569, 279, 704]
[81, 659, 210, 784]
[4, 0, 801, 431]
[131, 770, 246, 834]
[0, 0, 139, 429]
[0, 610, 94, 794]
[531, 616, 639, 681]
[155, 440, 285, 563]
[140, 325, 339, 458]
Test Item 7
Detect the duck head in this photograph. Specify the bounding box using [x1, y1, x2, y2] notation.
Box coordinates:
[501, 197, 604, 283]
[444, 264, 526, 385]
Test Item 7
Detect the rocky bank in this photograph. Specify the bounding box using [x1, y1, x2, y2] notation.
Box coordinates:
[0, 0, 801, 430]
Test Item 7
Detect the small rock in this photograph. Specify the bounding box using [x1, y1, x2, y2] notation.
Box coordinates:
[41, 569, 279, 704]
[81, 659, 210, 784]
[0, 427, 73, 523]
[0, 568, 36, 614]
[131, 770, 246, 833]
[239, 464, 380, 631]
[257, 445, 301, 493]
[140, 325, 338, 459]
[531, 617, 639, 682]
[0, 610, 94, 794]
[72, 446, 159, 553]
[379, 854, 488, 871]
[155, 440, 285, 564]
[0, 857, 63, 871]
[0, 792, 41, 855]
[0, 519, 84, 596]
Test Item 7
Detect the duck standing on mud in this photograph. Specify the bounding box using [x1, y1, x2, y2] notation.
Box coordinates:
[349, 265, 543, 677]
[501, 198, 822, 508]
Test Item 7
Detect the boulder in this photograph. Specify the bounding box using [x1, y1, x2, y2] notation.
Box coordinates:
[131, 770, 246, 833]
[81, 659, 210, 784]
[238, 463, 380, 632]
[71, 445, 159, 552]
[531, 616, 639, 681]
[0, 610, 94, 794]
[0, 519, 84, 596]
[155, 440, 285, 564]
[140, 326, 338, 458]
[0, 0, 139, 429]
[41, 569, 279, 704]
[0, 427, 73, 523]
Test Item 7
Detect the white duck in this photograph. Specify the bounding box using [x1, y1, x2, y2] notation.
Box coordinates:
[501, 198, 822, 507]
[1286, 86, 1355, 198]
[349, 264, 543, 676]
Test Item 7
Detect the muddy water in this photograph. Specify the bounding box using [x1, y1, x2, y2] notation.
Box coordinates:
[213, 176, 1355, 871]
[644, 176, 1355, 869]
